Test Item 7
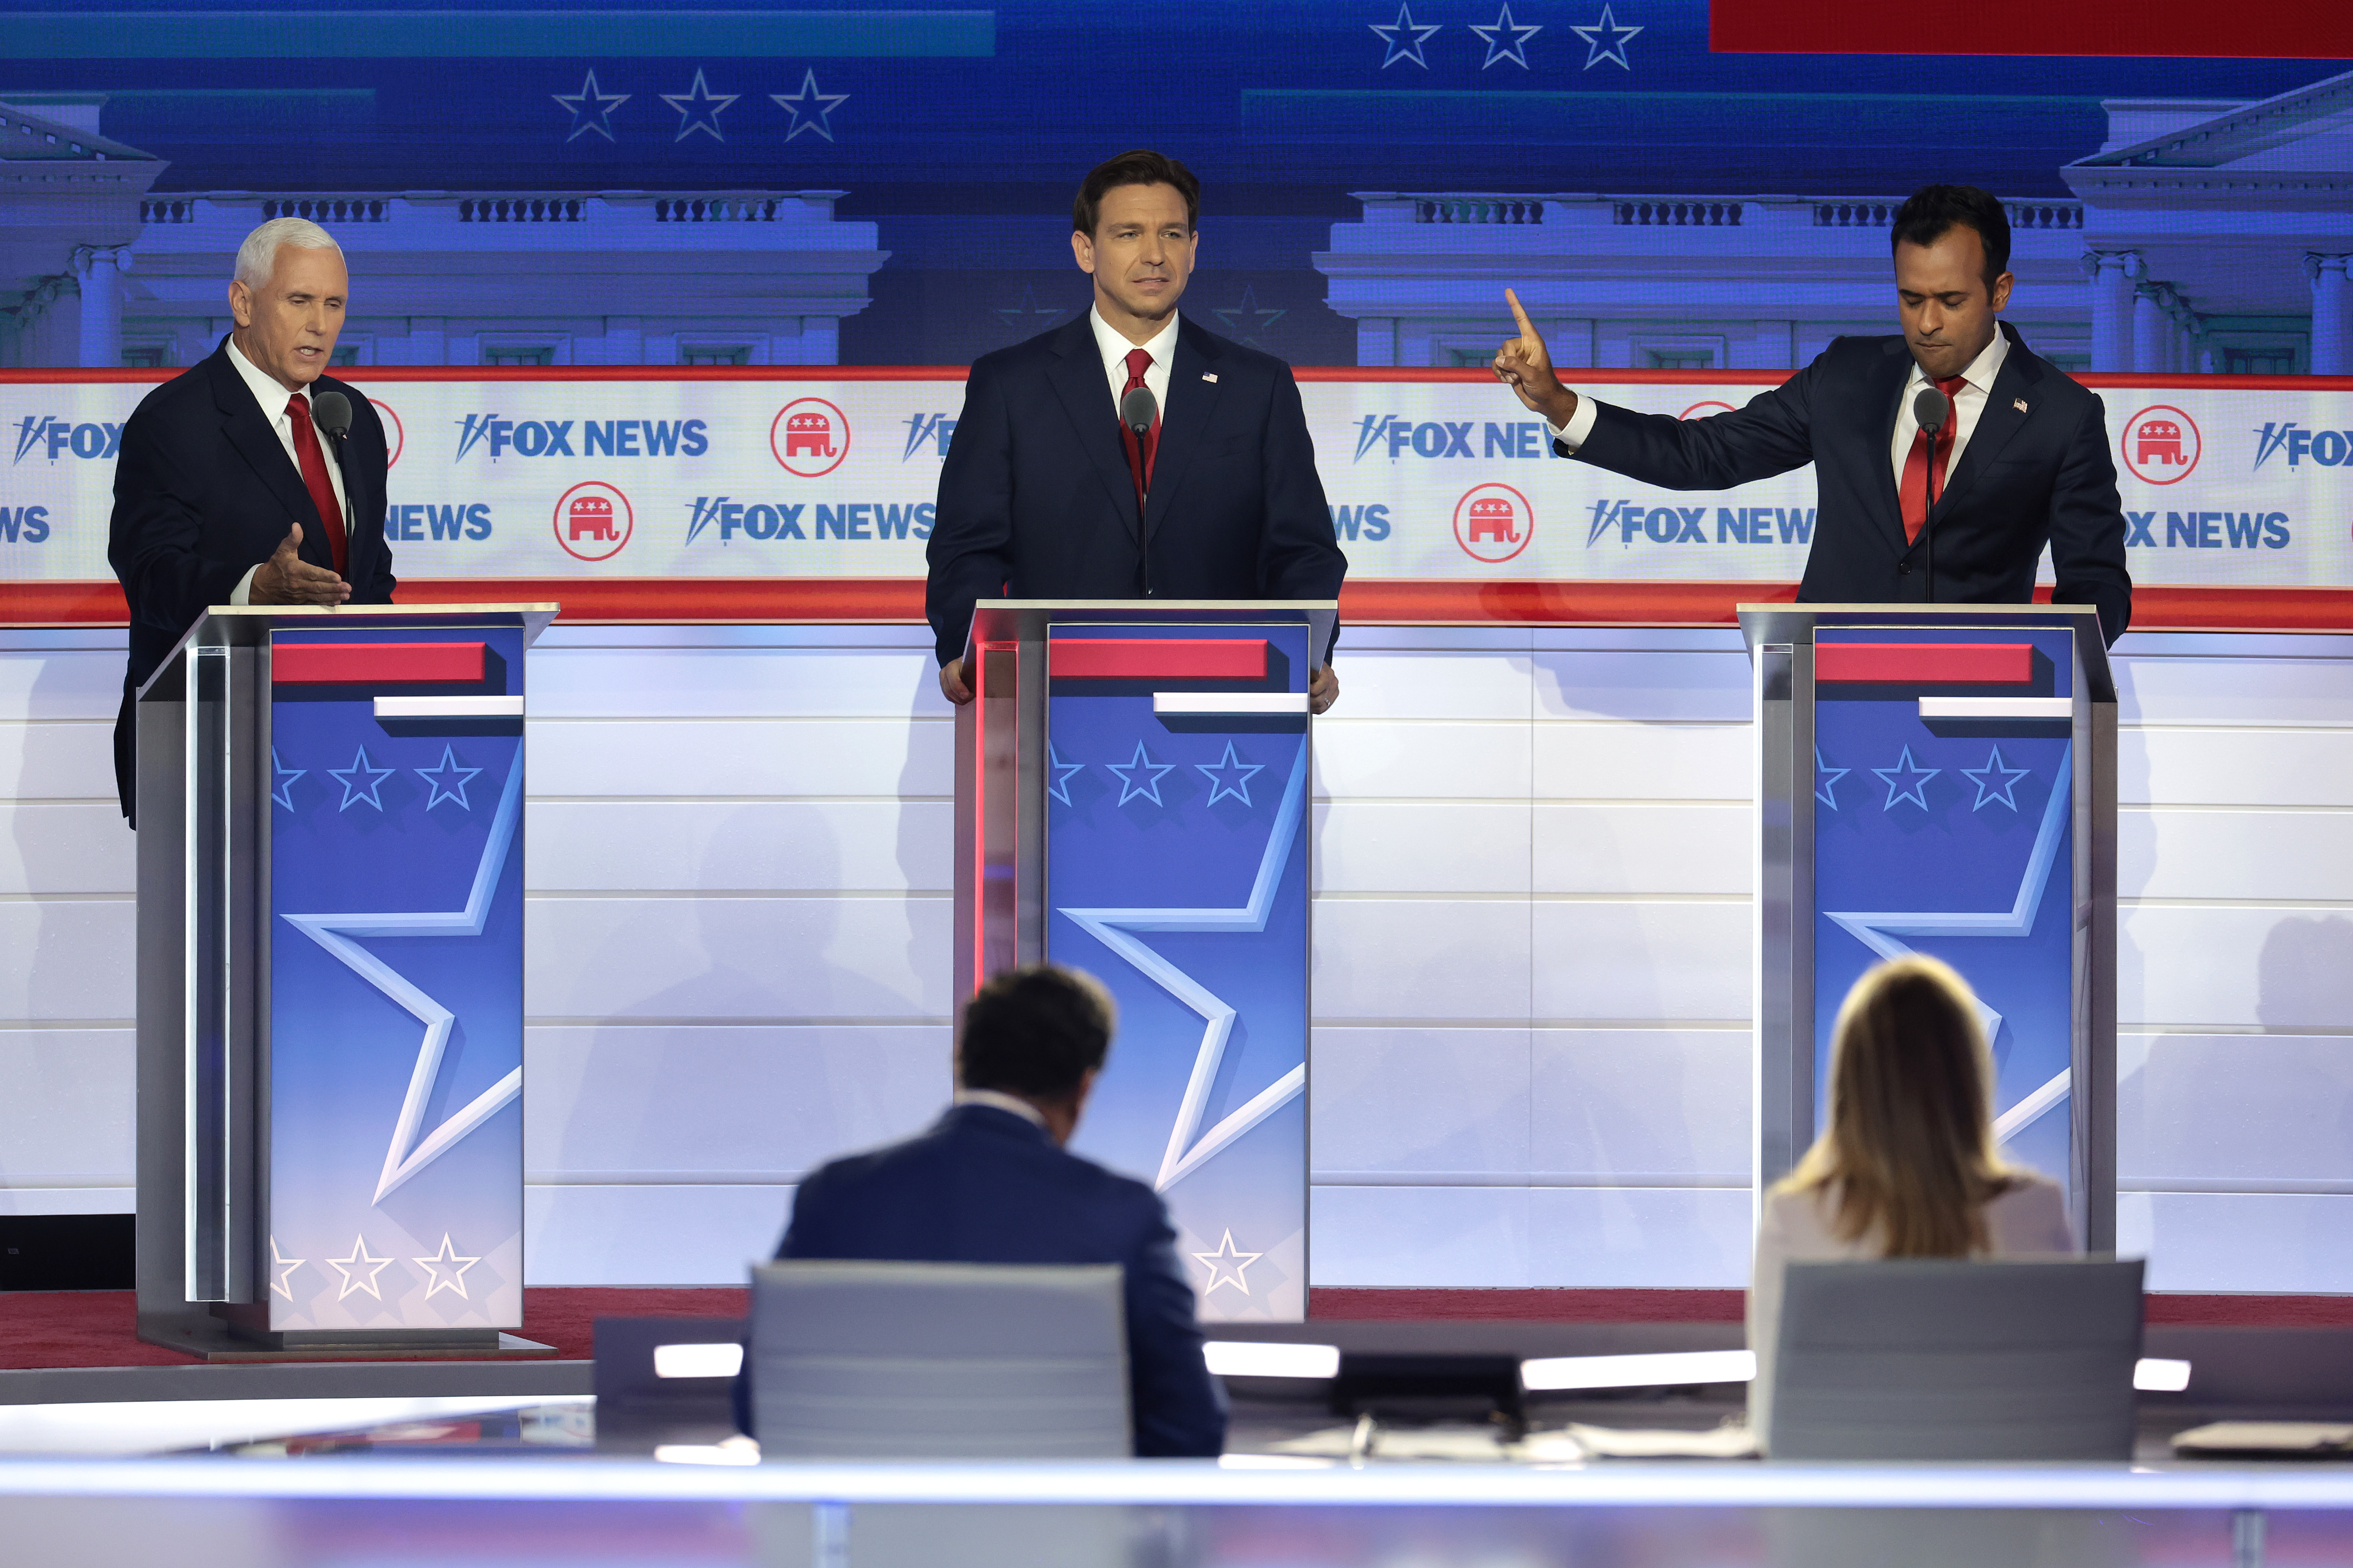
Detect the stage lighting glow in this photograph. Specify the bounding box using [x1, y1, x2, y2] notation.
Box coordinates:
[653, 1342, 744, 1379]
[651, 1437, 760, 1466]
[2135, 1358, 2192, 1392]
[1521, 1350, 1757, 1392]
[1203, 1341, 1342, 1379]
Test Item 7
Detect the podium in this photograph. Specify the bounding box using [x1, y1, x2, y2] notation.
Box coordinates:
[955, 600, 1335, 1322]
[133, 603, 555, 1356]
[1740, 604, 2117, 1249]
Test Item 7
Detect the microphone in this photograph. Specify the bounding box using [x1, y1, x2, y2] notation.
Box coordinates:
[311, 389, 353, 442]
[1117, 385, 1157, 595]
[1119, 384, 1156, 441]
[1912, 385, 1953, 604]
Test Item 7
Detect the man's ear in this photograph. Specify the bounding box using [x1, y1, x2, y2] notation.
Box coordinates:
[227, 279, 254, 328]
[1989, 271, 2014, 313]
[1071, 229, 1095, 277]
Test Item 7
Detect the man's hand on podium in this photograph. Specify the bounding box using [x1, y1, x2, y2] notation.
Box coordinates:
[939, 657, 973, 705]
[1309, 665, 1338, 715]
[1492, 287, 1578, 431]
[250, 523, 351, 606]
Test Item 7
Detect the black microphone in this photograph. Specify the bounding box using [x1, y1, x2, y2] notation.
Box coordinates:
[1912, 385, 1952, 603]
[1119, 385, 1156, 443]
[1119, 385, 1157, 595]
[308, 389, 357, 572]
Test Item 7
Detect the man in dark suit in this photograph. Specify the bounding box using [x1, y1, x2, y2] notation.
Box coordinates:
[925, 149, 1348, 711]
[761, 965, 1227, 1457]
[108, 217, 396, 819]
[1492, 184, 2131, 643]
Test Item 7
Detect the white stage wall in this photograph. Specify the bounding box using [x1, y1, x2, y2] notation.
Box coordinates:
[5, 623, 2351, 1293]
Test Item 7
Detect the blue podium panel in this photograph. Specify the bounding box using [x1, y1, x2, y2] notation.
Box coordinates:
[265, 625, 526, 1332]
[1043, 622, 1311, 1323]
[1810, 626, 2079, 1197]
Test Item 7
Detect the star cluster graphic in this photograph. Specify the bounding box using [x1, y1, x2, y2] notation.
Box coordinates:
[553, 65, 850, 143]
[1368, 3, 1636, 71]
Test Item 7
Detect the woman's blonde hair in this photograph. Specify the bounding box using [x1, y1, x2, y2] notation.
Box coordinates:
[1775, 955, 2021, 1257]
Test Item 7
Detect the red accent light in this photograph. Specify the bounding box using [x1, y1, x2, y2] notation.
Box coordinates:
[1709, 0, 2353, 56]
[272, 641, 486, 684]
[1049, 638, 1268, 681]
[1816, 643, 2032, 684]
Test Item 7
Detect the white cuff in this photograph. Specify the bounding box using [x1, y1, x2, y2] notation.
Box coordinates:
[229, 566, 259, 607]
[1548, 393, 1601, 455]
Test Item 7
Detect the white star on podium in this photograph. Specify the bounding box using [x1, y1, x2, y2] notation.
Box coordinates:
[269, 1236, 304, 1301]
[326, 1233, 395, 1301]
[412, 1234, 482, 1300]
[1191, 1230, 1263, 1296]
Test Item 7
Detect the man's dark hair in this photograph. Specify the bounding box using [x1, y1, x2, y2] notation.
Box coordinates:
[957, 965, 1116, 1101]
[1073, 149, 1200, 237]
[1890, 185, 2011, 290]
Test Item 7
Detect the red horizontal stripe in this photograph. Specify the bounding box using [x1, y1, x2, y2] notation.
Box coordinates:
[1709, 0, 2353, 56]
[1816, 642, 2033, 684]
[1309, 1287, 2353, 1328]
[1049, 638, 1268, 681]
[272, 641, 485, 684]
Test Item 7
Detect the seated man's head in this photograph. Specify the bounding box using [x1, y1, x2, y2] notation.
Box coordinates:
[955, 966, 1116, 1144]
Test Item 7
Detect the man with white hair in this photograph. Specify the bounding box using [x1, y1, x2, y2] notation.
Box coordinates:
[107, 217, 397, 820]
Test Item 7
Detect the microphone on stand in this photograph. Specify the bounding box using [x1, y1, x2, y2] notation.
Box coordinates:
[1913, 385, 1952, 604]
[1119, 385, 1157, 595]
[309, 389, 359, 576]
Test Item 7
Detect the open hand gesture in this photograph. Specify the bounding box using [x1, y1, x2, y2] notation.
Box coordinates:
[249, 522, 351, 606]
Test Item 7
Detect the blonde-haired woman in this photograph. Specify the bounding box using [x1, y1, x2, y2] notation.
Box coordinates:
[1747, 954, 2076, 1450]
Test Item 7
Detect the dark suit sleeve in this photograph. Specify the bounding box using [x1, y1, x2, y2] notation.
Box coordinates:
[1255, 366, 1347, 663]
[1569, 356, 1823, 491]
[1122, 1195, 1228, 1458]
[2045, 390, 2133, 645]
[108, 413, 255, 655]
[925, 358, 1017, 667]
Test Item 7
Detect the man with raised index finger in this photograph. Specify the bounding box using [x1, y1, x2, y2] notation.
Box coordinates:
[1491, 183, 2131, 644]
[108, 216, 396, 821]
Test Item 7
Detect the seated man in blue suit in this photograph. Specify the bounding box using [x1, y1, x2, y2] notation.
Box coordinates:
[924, 148, 1348, 712]
[757, 965, 1227, 1457]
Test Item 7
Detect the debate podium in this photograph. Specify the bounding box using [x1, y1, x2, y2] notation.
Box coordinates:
[1741, 604, 2117, 1249]
[133, 603, 554, 1356]
[954, 600, 1335, 1322]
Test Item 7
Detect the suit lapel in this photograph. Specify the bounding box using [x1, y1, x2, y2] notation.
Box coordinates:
[1143, 321, 1225, 541]
[207, 345, 328, 544]
[1868, 338, 1914, 560]
[1042, 317, 1143, 540]
[1932, 325, 2039, 520]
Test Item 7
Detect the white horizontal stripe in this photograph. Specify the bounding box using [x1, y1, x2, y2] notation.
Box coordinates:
[653, 1342, 744, 1380]
[1204, 1341, 1341, 1379]
[374, 695, 523, 718]
[1522, 1349, 1755, 1391]
[1917, 696, 2074, 719]
[1151, 692, 1308, 715]
[2135, 1357, 2192, 1392]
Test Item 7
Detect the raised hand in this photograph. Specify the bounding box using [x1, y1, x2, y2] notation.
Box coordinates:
[248, 522, 351, 606]
[1492, 287, 1577, 427]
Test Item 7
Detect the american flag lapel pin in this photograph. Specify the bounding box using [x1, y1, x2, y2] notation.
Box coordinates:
[2014, 398, 2029, 413]
[1203, 372, 1218, 383]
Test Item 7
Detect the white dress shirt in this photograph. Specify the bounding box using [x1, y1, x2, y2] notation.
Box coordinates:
[1745, 1173, 2076, 1451]
[1548, 326, 2014, 502]
[1089, 306, 1178, 423]
[223, 335, 351, 606]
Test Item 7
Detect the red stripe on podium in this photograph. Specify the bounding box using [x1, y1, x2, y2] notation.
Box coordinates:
[1049, 638, 1268, 681]
[272, 641, 486, 684]
[1815, 642, 2033, 684]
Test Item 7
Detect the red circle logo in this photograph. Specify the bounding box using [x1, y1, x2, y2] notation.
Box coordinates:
[1453, 483, 1534, 564]
[771, 397, 849, 477]
[369, 397, 404, 468]
[553, 481, 633, 562]
[1678, 399, 1735, 420]
[2120, 405, 2200, 485]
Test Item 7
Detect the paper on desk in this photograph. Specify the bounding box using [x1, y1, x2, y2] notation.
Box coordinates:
[1554, 1421, 1759, 1460]
[2172, 1422, 2353, 1457]
[1265, 1423, 1513, 1462]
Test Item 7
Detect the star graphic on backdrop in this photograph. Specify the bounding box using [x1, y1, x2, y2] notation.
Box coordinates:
[412, 1233, 482, 1300]
[1814, 746, 1849, 810]
[1196, 742, 1266, 807]
[327, 746, 395, 812]
[415, 746, 483, 812]
[770, 68, 849, 141]
[1871, 745, 1939, 811]
[1369, 1, 1442, 67]
[326, 1233, 395, 1301]
[661, 69, 738, 142]
[282, 756, 526, 1204]
[269, 1237, 304, 1301]
[1059, 743, 1311, 1192]
[1105, 740, 1177, 807]
[1191, 1230, 1263, 1295]
[552, 68, 629, 142]
[1212, 286, 1286, 348]
[1046, 742, 1086, 807]
[1960, 746, 2033, 812]
[996, 284, 1069, 336]
[1471, 2, 1543, 66]
[270, 747, 306, 811]
[1570, 3, 1643, 69]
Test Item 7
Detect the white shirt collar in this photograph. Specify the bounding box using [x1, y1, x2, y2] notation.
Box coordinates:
[1090, 306, 1180, 378]
[1907, 323, 2010, 395]
[225, 333, 310, 419]
[952, 1087, 1050, 1130]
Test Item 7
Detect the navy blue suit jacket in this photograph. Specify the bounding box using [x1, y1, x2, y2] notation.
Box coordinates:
[1570, 323, 2131, 643]
[107, 338, 396, 816]
[924, 314, 1346, 666]
[764, 1103, 1227, 1458]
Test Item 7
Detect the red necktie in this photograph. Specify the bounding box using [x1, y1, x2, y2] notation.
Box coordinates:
[1900, 374, 1969, 545]
[286, 393, 349, 577]
[1118, 347, 1159, 503]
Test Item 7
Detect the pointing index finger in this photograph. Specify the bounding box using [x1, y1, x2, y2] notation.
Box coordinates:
[1506, 287, 1537, 339]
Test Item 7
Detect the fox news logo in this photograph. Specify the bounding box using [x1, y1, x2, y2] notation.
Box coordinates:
[0, 504, 51, 542]
[13, 416, 121, 462]
[453, 416, 708, 461]
[902, 412, 957, 461]
[1352, 416, 1550, 462]
[686, 494, 933, 543]
[1586, 500, 1816, 547]
[383, 503, 492, 542]
[2253, 423, 2353, 470]
[2122, 508, 2290, 549]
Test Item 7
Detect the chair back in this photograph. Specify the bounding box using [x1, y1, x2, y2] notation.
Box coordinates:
[749, 1259, 1130, 1459]
[1770, 1257, 2145, 1461]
